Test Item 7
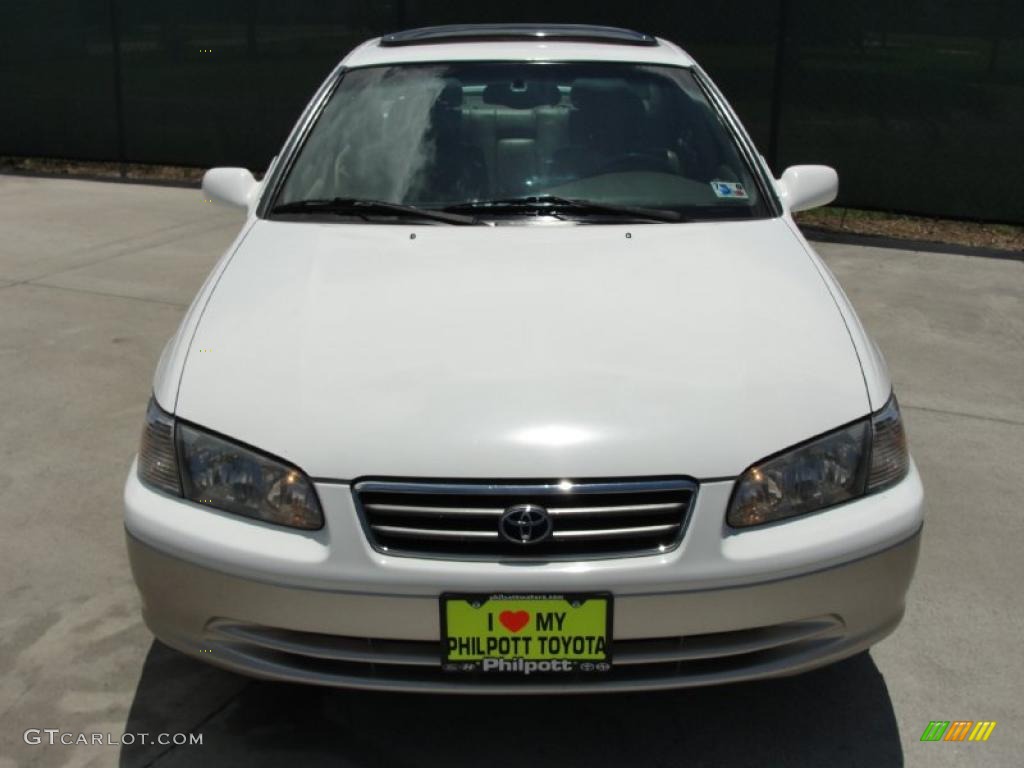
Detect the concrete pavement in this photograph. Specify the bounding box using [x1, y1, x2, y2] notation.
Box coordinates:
[0, 175, 1021, 767]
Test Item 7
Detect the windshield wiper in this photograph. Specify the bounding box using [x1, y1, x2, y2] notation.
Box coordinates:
[442, 196, 686, 223]
[271, 197, 482, 225]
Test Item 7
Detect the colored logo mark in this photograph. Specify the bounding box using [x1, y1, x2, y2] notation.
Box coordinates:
[920, 721, 996, 742]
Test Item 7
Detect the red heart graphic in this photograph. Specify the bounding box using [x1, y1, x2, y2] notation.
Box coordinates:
[499, 610, 530, 633]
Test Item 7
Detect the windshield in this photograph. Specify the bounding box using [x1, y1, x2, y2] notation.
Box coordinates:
[274, 62, 771, 222]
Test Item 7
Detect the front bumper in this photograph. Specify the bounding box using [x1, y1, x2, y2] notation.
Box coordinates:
[125, 463, 923, 693]
[128, 531, 919, 693]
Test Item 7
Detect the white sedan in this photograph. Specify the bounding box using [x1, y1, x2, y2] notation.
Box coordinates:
[125, 23, 922, 692]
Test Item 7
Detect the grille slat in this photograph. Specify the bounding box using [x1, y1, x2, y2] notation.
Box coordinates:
[552, 523, 680, 539]
[370, 525, 500, 540]
[355, 478, 696, 560]
[362, 501, 686, 517]
[549, 502, 684, 517]
[365, 503, 504, 517]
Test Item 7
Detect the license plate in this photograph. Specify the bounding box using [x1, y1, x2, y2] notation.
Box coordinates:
[441, 593, 612, 674]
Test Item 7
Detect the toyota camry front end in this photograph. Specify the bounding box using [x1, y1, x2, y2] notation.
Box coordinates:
[124, 24, 923, 692]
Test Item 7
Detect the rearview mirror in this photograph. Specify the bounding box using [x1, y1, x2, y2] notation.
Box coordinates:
[202, 167, 258, 209]
[778, 165, 838, 213]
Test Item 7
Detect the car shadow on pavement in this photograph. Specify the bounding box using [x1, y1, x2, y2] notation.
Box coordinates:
[121, 640, 903, 768]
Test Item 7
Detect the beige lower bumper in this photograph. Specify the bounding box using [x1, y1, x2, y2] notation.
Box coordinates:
[127, 529, 920, 693]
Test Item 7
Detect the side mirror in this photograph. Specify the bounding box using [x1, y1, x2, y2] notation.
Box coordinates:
[202, 167, 258, 209]
[777, 165, 838, 213]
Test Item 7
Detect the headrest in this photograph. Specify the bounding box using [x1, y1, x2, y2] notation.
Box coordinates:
[482, 80, 561, 109]
[570, 79, 642, 113]
[435, 81, 463, 108]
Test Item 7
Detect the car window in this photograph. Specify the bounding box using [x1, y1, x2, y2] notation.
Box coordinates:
[276, 61, 770, 221]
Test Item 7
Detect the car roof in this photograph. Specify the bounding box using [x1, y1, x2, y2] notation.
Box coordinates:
[379, 24, 659, 47]
[341, 24, 695, 69]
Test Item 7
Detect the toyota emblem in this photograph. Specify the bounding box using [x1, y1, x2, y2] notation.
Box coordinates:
[499, 504, 553, 545]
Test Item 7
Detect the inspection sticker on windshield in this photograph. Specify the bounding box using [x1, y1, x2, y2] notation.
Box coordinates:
[710, 180, 748, 199]
[441, 593, 612, 674]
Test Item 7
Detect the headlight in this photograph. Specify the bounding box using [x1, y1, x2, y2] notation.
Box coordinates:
[136, 398, 323, 530]
[728, 395, 910, 528]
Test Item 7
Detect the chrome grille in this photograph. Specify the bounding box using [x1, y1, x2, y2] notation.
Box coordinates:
[354, 478, 697, 559]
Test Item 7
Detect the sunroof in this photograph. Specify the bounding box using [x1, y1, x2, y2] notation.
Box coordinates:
[379, 24, 659, 48]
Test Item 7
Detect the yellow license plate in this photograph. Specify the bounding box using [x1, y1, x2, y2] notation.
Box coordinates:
[441, 593, 612, 674]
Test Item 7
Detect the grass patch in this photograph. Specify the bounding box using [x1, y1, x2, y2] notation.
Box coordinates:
[796, 206, 1023, 253]
[0, 155, 207, 184]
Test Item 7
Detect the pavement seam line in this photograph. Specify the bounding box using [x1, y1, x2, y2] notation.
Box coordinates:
[8, 281, 189, 308]
[903, 403, 1024, 428]
[7, 215, 238, 285]
[38, 210, 225, 263]
[142, 681, 252, 768]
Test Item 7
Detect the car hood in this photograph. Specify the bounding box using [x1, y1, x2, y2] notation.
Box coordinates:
[174, 218, 868, 480]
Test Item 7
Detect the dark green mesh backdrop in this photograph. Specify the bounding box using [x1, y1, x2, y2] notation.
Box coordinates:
[1, 0, 1021, 222]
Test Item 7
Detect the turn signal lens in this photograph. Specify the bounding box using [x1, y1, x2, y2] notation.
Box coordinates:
[867, 396, 909, 492]
[137, 398, 182, 496]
